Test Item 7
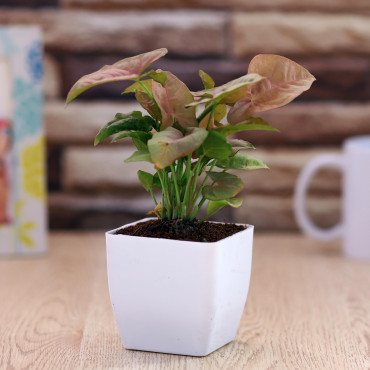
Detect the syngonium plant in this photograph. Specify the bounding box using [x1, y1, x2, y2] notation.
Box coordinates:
[66, 48, 315, 222]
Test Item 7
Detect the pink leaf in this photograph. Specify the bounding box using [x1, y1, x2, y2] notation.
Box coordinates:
[66, 48, 168, 104]
[148, 127, 208, 169]
[228, 54, 315, 123]
[152, 71, 197, 129]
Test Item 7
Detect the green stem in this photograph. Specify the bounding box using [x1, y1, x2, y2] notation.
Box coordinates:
[197, 102, 216, 124]
[189, 161, 217, 220]
[186, 156, 205, 219]
[149, 189, 158, 206]
[198, 208, 219, 223]
[176, 158, 184, 195]
[181, 154, 193, 219]
[157, 170, 171, 219]
[206, 104, 216, 130]
[191, 160, 215, 208]
[170, 164, 181, 218]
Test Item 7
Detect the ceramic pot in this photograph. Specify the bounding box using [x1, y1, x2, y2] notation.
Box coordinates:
[106, 218, 254, 357]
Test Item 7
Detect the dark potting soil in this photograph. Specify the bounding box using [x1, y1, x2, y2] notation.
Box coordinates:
[114, 219, 246, 242]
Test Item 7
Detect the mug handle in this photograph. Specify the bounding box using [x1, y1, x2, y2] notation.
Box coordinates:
[294, 154, 343, 241]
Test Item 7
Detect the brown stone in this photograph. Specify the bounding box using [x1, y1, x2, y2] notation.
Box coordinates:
[236, 148, 341, 196]
[45, 101, 370, 146]
[61, 141, 342, 196]
[45, 100, 143, 144]
[234, 194, 341, 231]
[48, 191, 341, 231]
[62, 57, 250, 99]
[0, 0, 58, 6]
[62, 146, 155, 190]
[240, 102, 370, 145]
[48, 192, 153, 229]
[61, 56, 370, 101]
[63, 0, 370, 12]
[44, 54, 62, 99]
[0, 9, 226, 56]
[232, 13, 370, 57]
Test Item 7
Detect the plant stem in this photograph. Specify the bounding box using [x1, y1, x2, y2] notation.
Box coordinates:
[149, 189, 158, 206]
[191, 160, 215, 209]
[197, 102, 216, 124]
[170, 164, 181, 218]
[189, 160, 217, 220]
[157, 170, 171, 219]
[185, 156, 204, 219]
[206, 104, 216, 130]
[181, 154, 193, 219]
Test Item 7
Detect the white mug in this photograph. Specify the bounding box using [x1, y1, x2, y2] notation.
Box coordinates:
[294, 136, 370, 260]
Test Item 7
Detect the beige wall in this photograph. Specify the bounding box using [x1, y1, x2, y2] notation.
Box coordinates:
[1, 0, 369, 230]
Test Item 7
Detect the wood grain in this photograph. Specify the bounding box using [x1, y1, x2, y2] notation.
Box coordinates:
[0, 232, 369, 369]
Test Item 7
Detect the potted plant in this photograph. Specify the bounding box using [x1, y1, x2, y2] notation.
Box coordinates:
[66, 49, 315, 356]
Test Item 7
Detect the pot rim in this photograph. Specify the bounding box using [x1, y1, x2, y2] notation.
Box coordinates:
[106, 217, 254, 245]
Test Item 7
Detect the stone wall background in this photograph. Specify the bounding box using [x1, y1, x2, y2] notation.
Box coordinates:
[1, 0, 369, 230]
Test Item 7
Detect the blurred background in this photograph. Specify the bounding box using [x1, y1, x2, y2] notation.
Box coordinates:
[1, 0, 369, 232]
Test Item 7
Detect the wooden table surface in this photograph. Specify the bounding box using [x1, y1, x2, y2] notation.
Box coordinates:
[0, 232, 369, 369]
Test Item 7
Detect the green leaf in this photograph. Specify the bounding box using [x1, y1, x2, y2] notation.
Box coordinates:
[206, 198, 243, 215]
[188, 73, 264, 107]
[66, 48, 168, 104]
[122, 79, 152, 94]
[216, 117, 279, 137]
[228, 54, 316, 123]
[124, 149, 152, 163]
[216, 154, 269, 170]
[197, 130, 232, 160]
[112, 131, 152, 145]
[199, 70, 215, 89]
[214, 104, 227, 122]
[202, 172, 244, 201]
[94, 111, 154, 145]
[148, 127, 208, 169]
[228, 138, 255, 155]
[138, 170, 155, 192]
[152, 71, 198, 129]
[143, 70, 167, 85]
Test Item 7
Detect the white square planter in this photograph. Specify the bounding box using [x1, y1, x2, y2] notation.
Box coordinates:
[106, 218, 254, 357]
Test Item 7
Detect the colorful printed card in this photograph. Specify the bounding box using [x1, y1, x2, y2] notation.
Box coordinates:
[0, 26, 47, 255]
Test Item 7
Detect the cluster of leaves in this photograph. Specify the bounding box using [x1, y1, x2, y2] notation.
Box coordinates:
[66, 48, 315, 221]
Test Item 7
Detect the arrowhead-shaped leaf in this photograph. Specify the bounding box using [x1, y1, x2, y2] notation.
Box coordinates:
[142, 70, 167, 85]
[124, 149, 152, 163]
[216, 154, 269, 170]
[113, 131, 152, 151]
[228, 54, 316, 123]
[206, 198, 243, 215]
[94, 111, 154, 145]
[188, 73, 264, 107]
[122, 79, 162, 119]
[216, 117, 279, 137]
[199, 70, 215, 89]
[228, 138, 255, 155]
[202, 172, 244, 201]
[152, 71, 198, 129]
[148, 127, 208, 169]
[138, 170, 156, 192]
[66, 48, 168, 104]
